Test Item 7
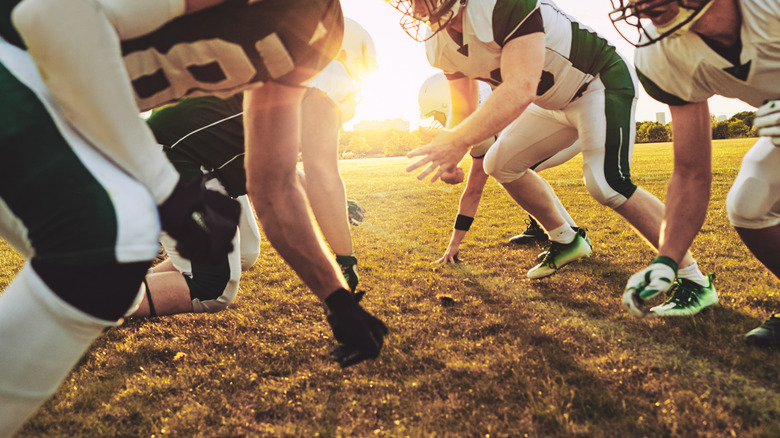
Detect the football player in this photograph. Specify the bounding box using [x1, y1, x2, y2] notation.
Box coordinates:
[389, 0, 713, 303]
[610, 0, 780, 347]
[418, 72, 582, 263]
[0, 1, 384, 434]
[137, 18, 378, 315]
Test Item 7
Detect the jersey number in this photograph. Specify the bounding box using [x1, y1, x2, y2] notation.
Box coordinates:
[125, 39, 257, 109]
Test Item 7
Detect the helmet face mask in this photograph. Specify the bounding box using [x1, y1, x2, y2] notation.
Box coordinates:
[387, 0, 463, 42]
[609, 0, 713, 47]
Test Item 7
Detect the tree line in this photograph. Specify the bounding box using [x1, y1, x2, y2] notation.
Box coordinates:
[339, 110, 758, 159]
[635, 111, 756, 143]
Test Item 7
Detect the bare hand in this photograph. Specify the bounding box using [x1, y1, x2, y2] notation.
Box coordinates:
[407, 131, 470, 183]
[435, 249, 461, 264]
[440, 167, 465, 185]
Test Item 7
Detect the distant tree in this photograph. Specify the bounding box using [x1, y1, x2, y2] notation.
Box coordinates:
[728, 120, 751, 138]
[348, 135, 369, 157]
[712, 121, 730, 140]
[636, 121, 669, 143]
[729, 110, 755, 128]
[383, 132, 406, 157]
[646, 122, 670, 142]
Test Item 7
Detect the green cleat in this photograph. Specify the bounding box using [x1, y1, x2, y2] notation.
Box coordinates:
[649, 273, 718, 317]
[744, 314, 780, 349]
[509, 216, 548, 245]
[527, 227, 592, 279]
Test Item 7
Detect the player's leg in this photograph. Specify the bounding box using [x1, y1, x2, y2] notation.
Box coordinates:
[483, 107, 591, 278]
[299, 88, 359, 292]
[134, 178, 244, 317]
[571, 76, 713, 316]
[726, 137, 780, 348]
[244, 83, 347, 300]
[0, 51, 158, 435]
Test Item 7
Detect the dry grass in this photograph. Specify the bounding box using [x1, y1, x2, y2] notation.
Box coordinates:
[2, 138, 779, 437]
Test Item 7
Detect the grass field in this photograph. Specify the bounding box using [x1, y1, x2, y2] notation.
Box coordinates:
[2, 138, 779, 437]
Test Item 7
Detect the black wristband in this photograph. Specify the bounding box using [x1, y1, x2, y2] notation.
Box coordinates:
[454, 214, 474, 231]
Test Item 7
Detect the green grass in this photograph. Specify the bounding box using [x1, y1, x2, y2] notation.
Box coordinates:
[3, 138, 780, 437]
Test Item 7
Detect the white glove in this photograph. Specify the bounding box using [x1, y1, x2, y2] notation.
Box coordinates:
[755, 100, 780, 146]
[622, 256, 678, 318]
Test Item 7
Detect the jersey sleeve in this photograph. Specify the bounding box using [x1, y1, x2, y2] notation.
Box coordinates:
[475, 0, 541, 46]
[635, 67, 691, 106]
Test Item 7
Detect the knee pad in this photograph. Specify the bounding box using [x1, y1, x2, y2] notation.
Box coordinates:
[582, 163, 636, 209]
[483, 149, 528, 184]
[185, 260, 239, 313]
[727, 176, 780, 229]
[31, 258, 151, 321]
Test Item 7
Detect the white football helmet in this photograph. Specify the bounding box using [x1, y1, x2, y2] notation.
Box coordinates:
[387, 0, 464, 42]
[418, 72, 450, 128]
[609, 0, 714, 47]
[338, 18, 378, 81]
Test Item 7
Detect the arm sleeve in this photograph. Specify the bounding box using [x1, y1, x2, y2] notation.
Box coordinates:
[12, 0, 181, 204]
[491, 0, 542, 46]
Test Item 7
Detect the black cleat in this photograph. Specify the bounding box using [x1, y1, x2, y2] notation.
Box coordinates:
[745, 314, 780, 349]
[509, 216, 548, 245]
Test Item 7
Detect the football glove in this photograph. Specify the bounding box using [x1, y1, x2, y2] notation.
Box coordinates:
[347, 200, 366, 226]
[755, 100, 780, 146]
[622, 256, 678, 318]
[325, 289, 387, 368]
[158, 177, 240, 265]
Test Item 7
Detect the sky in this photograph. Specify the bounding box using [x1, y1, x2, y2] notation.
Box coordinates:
[340, 0, 755, 130]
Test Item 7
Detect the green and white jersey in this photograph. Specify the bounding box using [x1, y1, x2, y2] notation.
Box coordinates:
[635, 0, 780, 107]
[121, 0, 343, 111]
[426, 0, 629, 110]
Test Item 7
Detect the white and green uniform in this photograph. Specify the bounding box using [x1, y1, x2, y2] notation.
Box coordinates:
[145, 60, 356, 313]
[427, 0, 638, 208]
[634, 0, 780, 229]
[0, 1, 343, 434]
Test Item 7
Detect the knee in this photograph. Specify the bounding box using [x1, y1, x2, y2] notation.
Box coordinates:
[483, 150, 527, 184]
[31, 259, 151, 321]
[582, 165, 636, 209]
[186, 266, 239, 313]
[727, 177, 780, 228]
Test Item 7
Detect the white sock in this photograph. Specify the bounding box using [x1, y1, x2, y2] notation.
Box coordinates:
[548, 224, 577, 244]
[678, 261, 708, 286]
[0, 265, 115, 437]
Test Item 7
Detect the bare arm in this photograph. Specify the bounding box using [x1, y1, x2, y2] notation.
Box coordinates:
[660, 102, 713, 264]
[437, 157, 490, 263]
[407, 32, 545, 182]
[243, 83, 347, 301]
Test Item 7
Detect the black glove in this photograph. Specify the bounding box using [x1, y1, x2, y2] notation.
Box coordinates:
[347, 200, 366, 226]
[158, 177, 241, 265]
[325, 289, 388, 368]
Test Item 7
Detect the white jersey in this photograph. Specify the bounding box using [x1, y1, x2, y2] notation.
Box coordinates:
[635, 0, 780, 106]
[307, 61, 359, 123]
[426, 0, 629, 111]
